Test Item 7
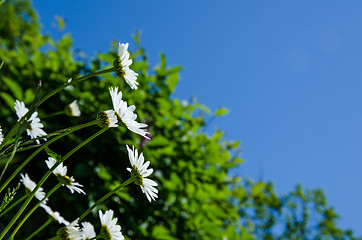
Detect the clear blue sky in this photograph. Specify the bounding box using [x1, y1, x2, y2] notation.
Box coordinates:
[33, 0, 362, 235]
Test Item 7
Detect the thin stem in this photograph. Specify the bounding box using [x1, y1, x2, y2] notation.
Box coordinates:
[0, 166, 57, 240]
[9, 183, 62, 239]
[0, 195, 26, 218]
[0, 128, 107, 239]
[47, 237, 59, 240]
[41, 111, 65, 119]
[0, 67, 113, 153]
[0, 140, 19, 182]
[0, 119, 23, 153]
[38, 67, 114, 106]
[78, 176, 134, 222]
[0, 120, 97, 193]
[16, 121, 97, 149]
[0, 144, 39, 159]
[0, 123, 26, 181]
[62, 128, 108, 162]
[24, 218, 53, 240]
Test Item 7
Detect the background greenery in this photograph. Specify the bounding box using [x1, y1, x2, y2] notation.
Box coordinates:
[0, 1, 360, 239]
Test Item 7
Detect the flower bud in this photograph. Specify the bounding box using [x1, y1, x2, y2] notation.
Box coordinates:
[65, 100, 81, 117]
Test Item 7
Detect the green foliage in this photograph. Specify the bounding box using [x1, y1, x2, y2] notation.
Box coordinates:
[0, 1, 360, 239]
[0, 184, 19, 213]
[238, 181, 361, 240]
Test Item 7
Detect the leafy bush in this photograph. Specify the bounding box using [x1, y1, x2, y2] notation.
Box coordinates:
[0, 1, 360, 239]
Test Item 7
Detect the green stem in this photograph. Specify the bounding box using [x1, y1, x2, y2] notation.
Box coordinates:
[0, 144, 39, 159]
[47, 237, 59, 240]
[24, 218, 53, 240]
[0, 120, 97, 193]
[41, 111, 65, 119]
[0, 67, 113, 153]
[0, 139, 20, 182]
[38, 67, 114, 106]
[9, 183, 61, 239]
[0, 195, 26, 218]
[0, 120, 23, 153]
[78, 176, 134, 222]
[0, 128, 107, 239]
[62, 128, 108, 162]
[0, 121, 27, 181]
[16, 120, 97, 150]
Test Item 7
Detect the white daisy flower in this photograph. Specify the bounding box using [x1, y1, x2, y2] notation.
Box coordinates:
[65, 100, 81, 117]
[0, 125, 3, 145]
[96, 110, 118, 128]
[20, 173, 48, 203]
[57, 219, 83, 240]
[126, 145, 158, 202]
[14, 100, 28, 120]
[113, 42, 139, 89]
[99, 210, 124, 240]
[27, 111, 47, 143]
[40, 203, 70, 226]
[14, 100, 47, 144]
[109, 87, 150, 139]
[80, 222, 96, 240]
[45, 157, 85, 194]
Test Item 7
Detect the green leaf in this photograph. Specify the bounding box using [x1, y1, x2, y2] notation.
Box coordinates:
[44, 147, 62, 161]
[160, 53, 166, 71]
[164, 66, 182, 75]
[215, 107, 229, 116]
[55, 15, 65, 31]
[152, 226, 177, 240]
[132, 61, 148, 71]
[166, 73, 179, 92]
[0, 90, 14, 109]
[95, 164, 113, 181]
[23, 88, 35, 104]
[147, 136, 170, 147]
[2, 77, 23, 100]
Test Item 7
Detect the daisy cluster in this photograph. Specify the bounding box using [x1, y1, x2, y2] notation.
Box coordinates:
[57, 210, 124, 240]
[4, 42, 159, 239]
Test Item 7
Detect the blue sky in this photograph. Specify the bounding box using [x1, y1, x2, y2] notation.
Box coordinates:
[33, 0, 362, 235]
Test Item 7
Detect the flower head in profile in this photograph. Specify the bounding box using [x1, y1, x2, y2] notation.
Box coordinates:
[96, 110, 118, 128]
[99, 210, 124, 240]
[65, 100, 81, 117]
[40, 203, 70, 225]
[113, 42, 139, 89]
[57, 219, 82, 240]
[14, 100, 47, 144]
[20, 173, 48, 203]
[126, 145, 158, 202]
[0, 125, 3, 145]
[109, 87, 150, 139]
[45, 157, 85, 194]
[14, 100, 28, 120]
[80, 222, 96, 240]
